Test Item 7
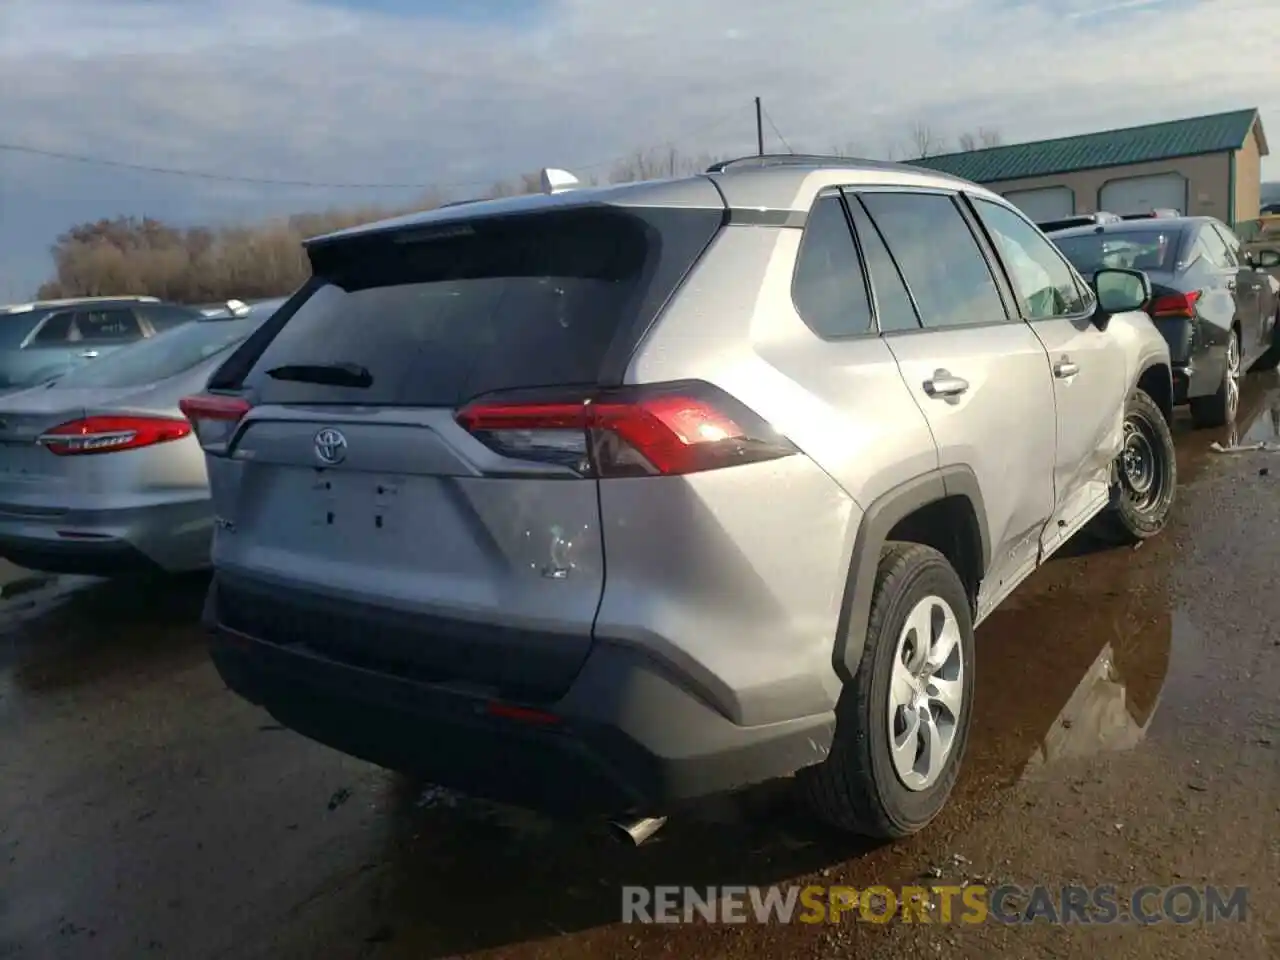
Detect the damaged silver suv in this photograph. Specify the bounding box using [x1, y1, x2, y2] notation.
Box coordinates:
[183, 157, 1176, 840]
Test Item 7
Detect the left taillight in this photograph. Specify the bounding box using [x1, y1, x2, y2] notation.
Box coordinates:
[178, 394, 252, 455]
[1150, 290, 1201, 319]
[456, 380, 797, 478]
[37, 416, 192, 456]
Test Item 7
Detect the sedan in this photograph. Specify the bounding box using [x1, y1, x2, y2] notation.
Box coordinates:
[0, 297, 286, 576]
[1049, 216, 1280, 427]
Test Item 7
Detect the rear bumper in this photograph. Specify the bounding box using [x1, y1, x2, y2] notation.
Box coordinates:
[0, 533, 160, 576]
[0, 497, 212, 576]
[205, 580, 835, 817]
[1172, 363, 1190, 405]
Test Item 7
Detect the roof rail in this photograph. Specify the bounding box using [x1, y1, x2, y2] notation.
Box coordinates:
[2, 294, 161, 313]
[705, 154, 870, 173]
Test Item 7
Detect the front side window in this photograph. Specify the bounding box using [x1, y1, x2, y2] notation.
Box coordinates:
[858, 191, 1006, 330]
[30, 312, 73, 345]
[791, 196, 874, 338]
[972, 198, 1088, 319]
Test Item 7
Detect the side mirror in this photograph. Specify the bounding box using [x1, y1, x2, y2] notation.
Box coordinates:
[1091, 268, 1151, 330]
[1257, 249, 1280, 269]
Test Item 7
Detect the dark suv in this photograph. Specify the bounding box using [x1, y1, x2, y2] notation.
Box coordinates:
[0, 296, 203, 393]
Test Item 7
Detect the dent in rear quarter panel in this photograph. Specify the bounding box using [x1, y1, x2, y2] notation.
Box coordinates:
[593, 457, 859, 727]
[597, 224, 937, 727]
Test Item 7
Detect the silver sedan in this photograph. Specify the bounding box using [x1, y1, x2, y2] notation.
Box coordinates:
[0, 298, 285, 576]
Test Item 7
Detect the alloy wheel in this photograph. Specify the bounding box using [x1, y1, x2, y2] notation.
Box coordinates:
[887, 595, 965, 791]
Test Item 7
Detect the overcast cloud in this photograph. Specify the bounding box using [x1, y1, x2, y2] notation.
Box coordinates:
[0, 0, 1276, 297]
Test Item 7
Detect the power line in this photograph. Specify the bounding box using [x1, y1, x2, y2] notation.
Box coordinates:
[0, 109, 744, 192]
[761, 104, 795, 154]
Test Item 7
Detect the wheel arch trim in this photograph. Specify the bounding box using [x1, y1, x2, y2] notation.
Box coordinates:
[833, 466, 990, 683]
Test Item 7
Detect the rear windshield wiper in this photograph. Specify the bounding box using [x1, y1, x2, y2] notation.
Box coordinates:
[264, 362, 373, 388]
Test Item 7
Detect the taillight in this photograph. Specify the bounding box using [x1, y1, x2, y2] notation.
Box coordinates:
[456, 380, 797, 477]
[179, 393, 252, 453]
[37, 416, 192, 456]
[1150, 290, 1200, 319]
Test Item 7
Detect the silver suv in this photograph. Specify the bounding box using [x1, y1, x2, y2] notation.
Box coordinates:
[184, 157, 1176, 840]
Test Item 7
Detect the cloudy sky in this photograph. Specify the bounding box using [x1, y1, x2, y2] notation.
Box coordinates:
[1, 0, 1277, 299]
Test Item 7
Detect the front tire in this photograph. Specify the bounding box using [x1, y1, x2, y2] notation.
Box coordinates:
[799, 543, 974, 839]
[1095, 387, 1177, 543]
[1190, 329, 1241, 428]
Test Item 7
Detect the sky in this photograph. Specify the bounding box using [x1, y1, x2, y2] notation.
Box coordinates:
[1, 0, 1278, 299]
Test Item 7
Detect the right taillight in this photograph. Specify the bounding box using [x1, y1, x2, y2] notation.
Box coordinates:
[456, 380, 797, 478]
[1149, 290, 1201, 319]
[178, 393, 252, 454]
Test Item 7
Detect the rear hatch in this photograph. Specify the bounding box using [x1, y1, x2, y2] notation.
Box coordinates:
[195, 200, 724, 701]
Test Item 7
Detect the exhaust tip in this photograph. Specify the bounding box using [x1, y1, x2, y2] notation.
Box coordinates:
[608, 815, 667, 847]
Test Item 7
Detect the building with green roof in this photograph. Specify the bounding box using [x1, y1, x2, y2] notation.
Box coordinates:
[913, 108, 1268, 225]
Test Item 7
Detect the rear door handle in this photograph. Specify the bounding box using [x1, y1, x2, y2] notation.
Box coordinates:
[1227, 280, 1238, 292]
[1054, 359, 1080, 379]
[923, 371, 970, 398]
[78, 350, 100, 359]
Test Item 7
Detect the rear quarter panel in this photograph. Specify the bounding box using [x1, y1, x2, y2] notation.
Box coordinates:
[597, 224, 935, 726]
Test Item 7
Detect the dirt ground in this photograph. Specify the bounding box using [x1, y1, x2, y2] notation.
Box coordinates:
[2, 379, 1279, 960]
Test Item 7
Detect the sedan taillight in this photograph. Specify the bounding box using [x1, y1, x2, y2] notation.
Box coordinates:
[37, 416, 192, 456]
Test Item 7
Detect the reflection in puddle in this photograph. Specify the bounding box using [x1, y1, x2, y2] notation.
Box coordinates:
[962, 548, 1178, 789]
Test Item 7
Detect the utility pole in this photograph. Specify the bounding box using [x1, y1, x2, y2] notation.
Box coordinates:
[755, 97, 764, 156]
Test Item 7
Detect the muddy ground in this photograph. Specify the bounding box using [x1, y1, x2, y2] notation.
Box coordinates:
[3, 379, 1279, 960]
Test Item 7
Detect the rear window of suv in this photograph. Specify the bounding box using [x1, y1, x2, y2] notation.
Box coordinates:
[237, 206, 722, 407]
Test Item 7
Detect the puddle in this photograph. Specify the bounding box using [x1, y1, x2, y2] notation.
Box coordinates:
[959, 546, 1178, 791]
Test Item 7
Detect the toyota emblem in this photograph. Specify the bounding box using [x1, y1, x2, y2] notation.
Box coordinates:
[314, 428, 348, 465]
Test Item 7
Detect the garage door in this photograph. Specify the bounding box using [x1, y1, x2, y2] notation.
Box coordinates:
[1002, 187, 1075, 222]
[1098, 174, 1187, 216]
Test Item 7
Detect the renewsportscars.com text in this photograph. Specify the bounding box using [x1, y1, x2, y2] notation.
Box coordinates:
[621, 884, 1249, 926]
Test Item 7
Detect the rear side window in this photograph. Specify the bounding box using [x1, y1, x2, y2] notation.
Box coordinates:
[30, 312, 74, 345]
[791, 196, 873, 338]
[73, 308, 141, 342]
[859, 192, 1007, 329]
[145, 305, 201, 331]
[239, 207, 721, 406]
[844, 196, 921, 333]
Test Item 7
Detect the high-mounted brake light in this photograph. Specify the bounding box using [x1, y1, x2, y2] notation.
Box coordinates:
[37, 415, 191, 456]
[179, 393, 252, 453]
[456, 381, 797, 477]
[1149, 290, 1201, 319]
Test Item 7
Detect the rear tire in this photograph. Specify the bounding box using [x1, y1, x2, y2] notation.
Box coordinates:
[1189, 329, 1241, 428]
[799, 543, 974, 839]
[1094, 388, 1177, 544]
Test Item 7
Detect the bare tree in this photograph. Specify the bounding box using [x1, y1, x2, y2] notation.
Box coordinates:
[906, 121, 947, 159]
[957, 127, 1004, 152]
[609, 147, 723, 184]
[830, 141, 871, 159]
